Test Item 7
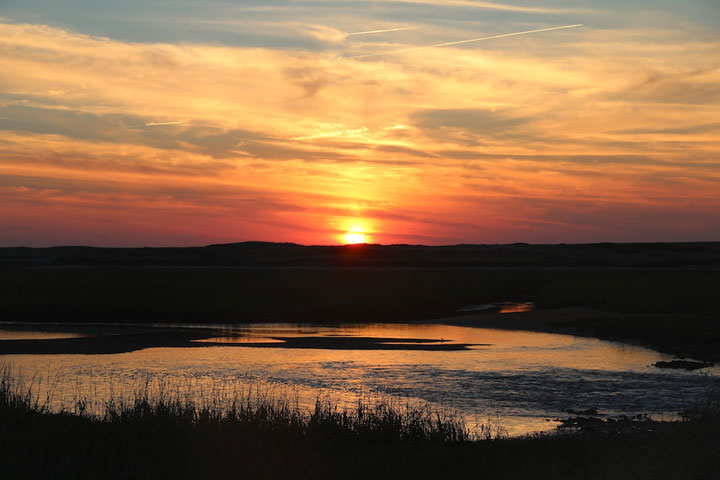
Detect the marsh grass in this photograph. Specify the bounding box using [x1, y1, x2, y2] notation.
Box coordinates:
[0, 365, 50, 415]
[99, 390, 474, 442]
[681, 386, 720, 421]
[0, 366, 477, 443]
[2, 366, 720, 479]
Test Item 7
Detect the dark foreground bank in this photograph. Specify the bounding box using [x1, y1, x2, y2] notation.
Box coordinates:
[1, 370, 719, 480]
[2, 262, 719, 362]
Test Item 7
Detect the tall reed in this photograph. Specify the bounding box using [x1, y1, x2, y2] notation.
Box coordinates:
[0, 366, 487, 442]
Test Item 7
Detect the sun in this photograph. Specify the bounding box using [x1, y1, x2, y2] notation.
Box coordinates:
[343, 232, 367, 244]
[336, 221, 372, 245]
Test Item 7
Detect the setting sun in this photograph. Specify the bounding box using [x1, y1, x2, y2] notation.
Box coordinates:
[2, 0, 720, 477]
[343, 232, 367, 244]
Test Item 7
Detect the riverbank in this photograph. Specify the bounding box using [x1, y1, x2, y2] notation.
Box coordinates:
[1, 264, 718, 326]
[0, 323, 481, 354]
[1, 305, 717, 365]
[1, 263, 719, 362]
[435, 307, 720, 365]
[1, 368, 718, 480]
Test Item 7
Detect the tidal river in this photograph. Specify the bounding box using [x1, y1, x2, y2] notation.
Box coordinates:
[1, 322, 718, 437]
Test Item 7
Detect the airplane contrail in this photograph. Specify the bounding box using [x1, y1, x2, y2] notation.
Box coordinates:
[125, 121, 184, 129]
[339, 24, 583, 60]
[144, 121, 184, 126]
[347, 26, 418, 36]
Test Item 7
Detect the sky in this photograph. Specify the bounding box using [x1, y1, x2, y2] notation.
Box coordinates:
[0, 0, 719, 246]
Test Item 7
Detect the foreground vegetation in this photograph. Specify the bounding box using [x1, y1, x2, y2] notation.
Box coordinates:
[1, 370, 719, 479]
[2, 244, 718, 477]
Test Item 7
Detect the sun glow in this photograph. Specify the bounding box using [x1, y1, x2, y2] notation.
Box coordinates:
[2, 14, 719, 247]
[343, 232, 367, 244]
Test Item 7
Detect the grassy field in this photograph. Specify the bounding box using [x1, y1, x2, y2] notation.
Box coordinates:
[1, 369, 719, 479]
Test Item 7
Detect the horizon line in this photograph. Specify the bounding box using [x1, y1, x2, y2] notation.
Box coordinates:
[2, 239, 718, 250]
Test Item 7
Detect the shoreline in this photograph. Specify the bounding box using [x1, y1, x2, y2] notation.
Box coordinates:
[0, 307, 717, 364]
[432, 308, 720, 365]
[1, 360, 719, 479]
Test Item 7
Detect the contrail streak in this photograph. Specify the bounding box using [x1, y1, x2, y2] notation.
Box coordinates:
[125, 121, 184, 129]
[339, 24, 583, 60]
[347, 26, 418, 36]
[144, 121, 184, 126]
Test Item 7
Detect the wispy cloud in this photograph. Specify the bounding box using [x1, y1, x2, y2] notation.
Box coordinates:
[1, 14, 719, 245]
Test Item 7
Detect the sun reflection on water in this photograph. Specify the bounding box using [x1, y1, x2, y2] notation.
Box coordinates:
[2, 323, 718, 437]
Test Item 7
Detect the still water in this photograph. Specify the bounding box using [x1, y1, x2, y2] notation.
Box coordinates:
[2, 323, 718, 437]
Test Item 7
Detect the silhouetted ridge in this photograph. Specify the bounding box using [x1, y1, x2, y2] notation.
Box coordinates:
[1, 242, 719, 268]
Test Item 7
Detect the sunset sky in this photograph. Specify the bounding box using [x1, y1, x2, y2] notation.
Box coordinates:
[1, 1, 718, 246]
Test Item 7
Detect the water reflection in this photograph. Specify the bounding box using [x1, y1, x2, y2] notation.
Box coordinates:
[0, 330, 86, 341]
[457, 302, 534, 314]
[498, 302, 535, 314]
[1, 323, 718, 437]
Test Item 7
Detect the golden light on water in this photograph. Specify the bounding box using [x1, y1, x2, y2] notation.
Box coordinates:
[1, 323, 678, 437]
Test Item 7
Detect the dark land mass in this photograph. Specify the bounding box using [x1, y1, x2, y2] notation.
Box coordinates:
[0, 326, 205, 355]
[2, 243, 720, 478]
[2, 241, 720, 268]
[230, 336, 480, 350]
[0, 325, 479, 354]
[0, 241, 719, 362]
[654, 360, 714, 370]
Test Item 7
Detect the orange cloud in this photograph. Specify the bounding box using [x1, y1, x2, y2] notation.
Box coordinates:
[1, 19, 719, 245]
